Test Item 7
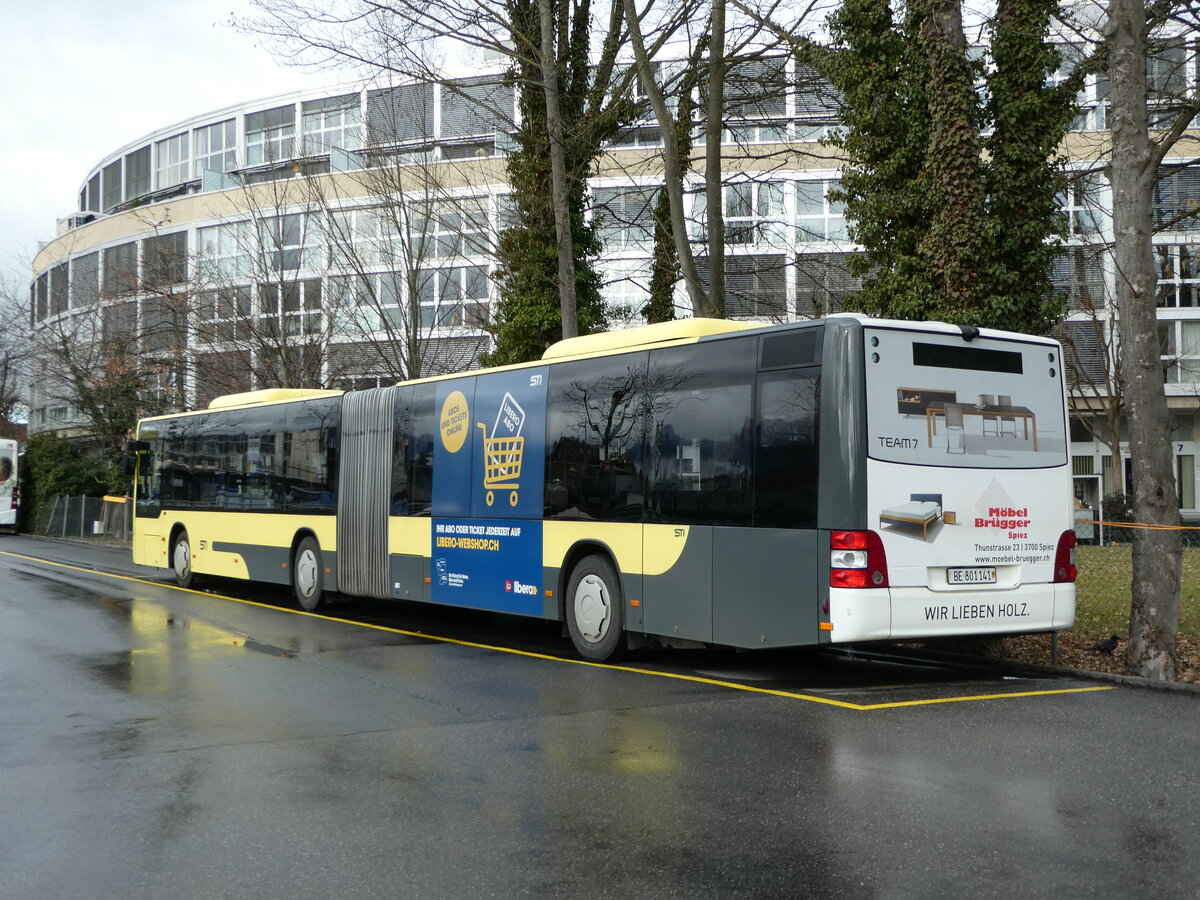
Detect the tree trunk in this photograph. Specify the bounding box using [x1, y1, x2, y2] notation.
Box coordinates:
[539, 0, 578, 339]
[1106, 0, 1180, 680]
[704, 0, 726, 318]
[622, 0, 712, 317]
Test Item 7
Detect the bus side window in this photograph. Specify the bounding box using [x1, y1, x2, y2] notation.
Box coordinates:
[408, 385, 437, 515]
[754, 368, 819, 529]
[544, 352, 648, 522]
[646, 339, 754, 526]
[391, 387, 414, 515]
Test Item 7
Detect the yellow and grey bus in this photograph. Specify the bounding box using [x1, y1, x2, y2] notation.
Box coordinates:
[129, 316, 1077, 660]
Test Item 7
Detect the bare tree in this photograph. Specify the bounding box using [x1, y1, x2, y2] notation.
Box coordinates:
[1103, 0, 1200, 680]
[0, 274, 30, 434]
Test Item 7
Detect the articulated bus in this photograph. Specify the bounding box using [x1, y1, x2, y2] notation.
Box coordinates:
[129, 316, 1076, 660]
[0, 438, 18, 531]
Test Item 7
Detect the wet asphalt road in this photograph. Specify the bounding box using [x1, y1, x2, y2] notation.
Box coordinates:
[1, 535, 1198, 899]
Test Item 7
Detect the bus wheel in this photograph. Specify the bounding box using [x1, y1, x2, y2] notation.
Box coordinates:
[293, 536, 325, 611]
[565, 554, 626, 662]
[171, 530, 195, 588]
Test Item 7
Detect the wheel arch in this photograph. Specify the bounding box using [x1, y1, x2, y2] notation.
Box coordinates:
[290, 526, 321, 562]
[557, 539, 621, 621]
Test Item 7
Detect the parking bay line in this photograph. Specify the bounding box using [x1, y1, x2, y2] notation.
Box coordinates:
[0, 549, 1116, 711]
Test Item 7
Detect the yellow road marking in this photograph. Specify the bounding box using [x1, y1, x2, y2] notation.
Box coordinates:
[0, 549, 1116, 710]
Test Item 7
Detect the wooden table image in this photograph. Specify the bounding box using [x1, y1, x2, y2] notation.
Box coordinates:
[926, 404, 1037, 451]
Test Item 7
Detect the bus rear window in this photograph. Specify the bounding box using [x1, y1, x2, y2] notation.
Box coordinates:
[913, 342, 1023, 374]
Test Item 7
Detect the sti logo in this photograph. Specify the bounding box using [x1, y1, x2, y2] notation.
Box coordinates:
[505, 579, 538, 596]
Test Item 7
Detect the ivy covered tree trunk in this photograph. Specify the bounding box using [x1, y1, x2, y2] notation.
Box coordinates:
[914, 0, 987, 317]
[1106, 0, 1180, 680]
[824, 0, 1073, 333]
[487, 0, 616, 365]
[985, 0, 1075, 333]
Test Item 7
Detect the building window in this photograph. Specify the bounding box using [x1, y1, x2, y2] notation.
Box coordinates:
[795, 252, 861, 318]
[246, 105, 296, 165]
[197, 286, 252, 344]
[413, 200, 490, 260]
[155, 132, 190, 190]
[142, 232, 188, 288]
[49, 264, 68, 316]
[440, 76, 510, 141]
[726, 181, 786, 245]
[1157, 245, 1200, 307]
[593, 186, 658, 248]
[329, 272, 408, 335]
[126, 146, 151, 200]
[102, 159, 123, 211]
[795, 180, 846, 242]
[416, 265, 489, 329]
[720, 57, 789, 144]
[327, 208, 388, 268]
[258, 214, 308, 272]
[795, 63, 841, 140]
[197, 222, 250, 280]
[34, 273, 48, 320]
[696, 254, 787, 318]
[601, 259, 651, 324]
[259, 279, 323, 336]
[1159, 319, 1200, 383]
[103, 242, 139, 295]
[1059, 319, 1109, 386]
[195, 119, 237, 173]
[1052, 248, 1106, 312]
[1058, 173, 1107, 236]
[142, 295, 187, 354]
[1153, 167, 1200, 233]
[71, 252, 100, 309]
[366, 83, 434, 145]
[302, 95, 362, 154]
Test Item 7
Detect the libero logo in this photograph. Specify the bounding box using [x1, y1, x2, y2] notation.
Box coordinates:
[975, 506, 1032, 539]
[505, 579, 538, 596]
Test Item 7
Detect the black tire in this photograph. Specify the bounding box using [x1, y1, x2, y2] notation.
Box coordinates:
[171, 529, 195, 589]
[292, 536, 325, 611]
[565, 554, 626, 662]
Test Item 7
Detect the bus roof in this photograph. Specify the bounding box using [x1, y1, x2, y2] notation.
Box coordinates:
[206, 389, 344, 410]
[541, 317, 764, 361]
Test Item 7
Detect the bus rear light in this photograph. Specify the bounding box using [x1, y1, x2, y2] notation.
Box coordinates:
[830, 530, 889, 589]
[1054, 530, 1077, 583]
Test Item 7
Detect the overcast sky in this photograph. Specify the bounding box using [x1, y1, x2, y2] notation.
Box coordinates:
[0, 0, 336, 293]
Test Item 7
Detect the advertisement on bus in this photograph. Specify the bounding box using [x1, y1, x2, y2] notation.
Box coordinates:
[861, 326, 1073, 637]
[431, 367, 548, 613]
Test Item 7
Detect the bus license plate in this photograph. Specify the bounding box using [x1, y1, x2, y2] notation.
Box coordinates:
[947, 566, 997, 585]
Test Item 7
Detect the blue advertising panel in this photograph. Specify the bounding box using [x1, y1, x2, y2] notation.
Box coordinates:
[432, 519, 544, 614]
[470, 367, 548, 518]
[433, 378, 476, 517]
[430, 367, 549, 612]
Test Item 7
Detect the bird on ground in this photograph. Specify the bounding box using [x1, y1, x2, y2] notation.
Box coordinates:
[1088, 635, 1120, 654]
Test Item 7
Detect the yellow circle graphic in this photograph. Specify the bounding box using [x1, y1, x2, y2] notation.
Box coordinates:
[439, 390, 470, 453]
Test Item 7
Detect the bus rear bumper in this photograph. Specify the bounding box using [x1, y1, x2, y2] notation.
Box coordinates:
[828, 583, 1075, 643]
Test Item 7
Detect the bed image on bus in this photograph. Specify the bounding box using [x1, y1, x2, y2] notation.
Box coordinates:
[0, 438, 18, 531]
[127, 315, 1076, 661]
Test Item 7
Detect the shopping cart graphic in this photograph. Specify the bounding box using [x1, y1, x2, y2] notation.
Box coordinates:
[477, 421, 524, 507]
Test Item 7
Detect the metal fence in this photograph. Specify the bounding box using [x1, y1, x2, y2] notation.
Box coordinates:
[40, 495, 132, 541]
